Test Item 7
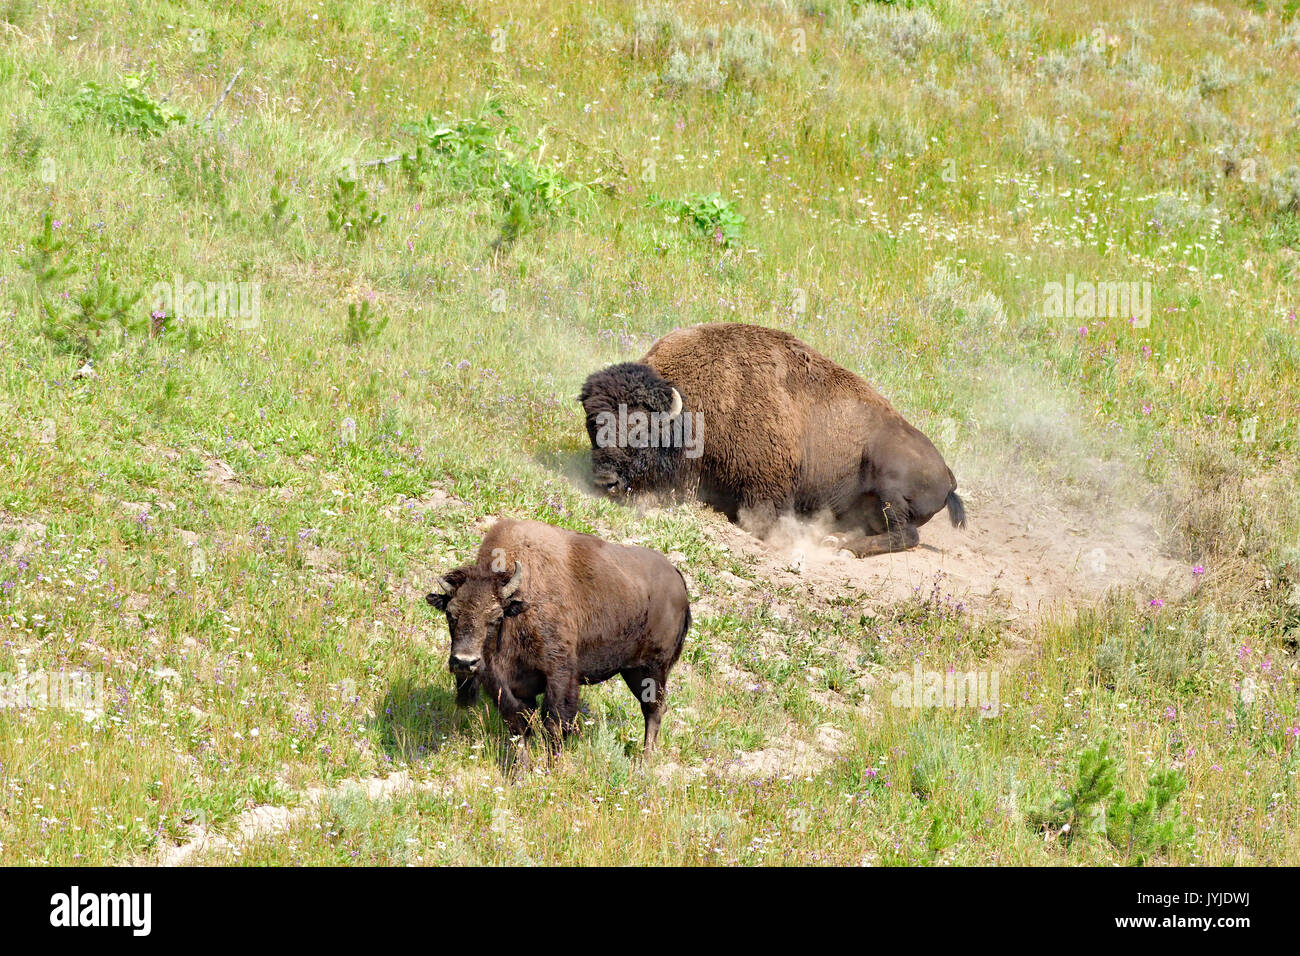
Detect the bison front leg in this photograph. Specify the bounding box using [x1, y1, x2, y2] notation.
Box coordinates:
[540, 670, 581, 759]
[493, 691, 537, 774]
[827, 497, 920, 557]
[831, 522, 919, 557]
[505, 699, 540, 739]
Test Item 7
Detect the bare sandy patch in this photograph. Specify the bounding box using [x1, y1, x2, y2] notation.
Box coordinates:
[156, 769, 477, 866]
[0, 516, 46, 556]
[382, 486, 467, 519]
[655, 723, 847, 784]
[703, 486, 1186, 620]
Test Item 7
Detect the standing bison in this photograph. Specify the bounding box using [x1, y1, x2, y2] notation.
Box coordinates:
[579, 322, 965, 556]
[425, 519, 690, 759]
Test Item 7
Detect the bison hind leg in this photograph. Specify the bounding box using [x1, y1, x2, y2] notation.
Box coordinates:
[621, 666, 668, 756]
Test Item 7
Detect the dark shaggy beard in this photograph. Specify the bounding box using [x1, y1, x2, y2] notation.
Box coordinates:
[593, 442, 685, 494]
[453, 672, 480, 707]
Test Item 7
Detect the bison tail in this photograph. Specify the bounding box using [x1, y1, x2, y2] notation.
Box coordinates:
[946, 490, 967, 529]
[670, 598, 691, 669]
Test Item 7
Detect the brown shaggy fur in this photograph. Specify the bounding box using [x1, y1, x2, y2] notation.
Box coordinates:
[426, 519, 690, 759]
[581, 323, 965, 556]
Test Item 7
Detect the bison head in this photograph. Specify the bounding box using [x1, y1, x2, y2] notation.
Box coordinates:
[425, 561, 528, 706]
[863, 421, 967, 533]
[578, 362, 687, 496]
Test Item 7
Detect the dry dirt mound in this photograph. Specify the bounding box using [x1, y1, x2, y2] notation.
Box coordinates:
[156, 769, 479, 866]
[697, 487, 1188, 619]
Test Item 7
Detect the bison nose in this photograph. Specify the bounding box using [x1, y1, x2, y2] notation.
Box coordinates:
[449, 654, 480, 674]
[593, 471, 624, 494]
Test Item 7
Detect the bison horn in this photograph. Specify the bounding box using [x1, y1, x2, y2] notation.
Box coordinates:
[432, 575, 456, 596]
[668, 388, 683, 419]
[500, 561, 523, 599]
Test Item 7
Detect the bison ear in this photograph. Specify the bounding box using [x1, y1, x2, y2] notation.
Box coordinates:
[425, 567, 468, 610]
[503, 599, 528, 618]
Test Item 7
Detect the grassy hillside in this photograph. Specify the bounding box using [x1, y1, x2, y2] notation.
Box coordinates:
[1, 0, 1298, 865]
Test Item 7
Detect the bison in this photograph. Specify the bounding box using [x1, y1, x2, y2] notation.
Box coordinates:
[425, 519, 691, 759]
[578, 322, 965, 556]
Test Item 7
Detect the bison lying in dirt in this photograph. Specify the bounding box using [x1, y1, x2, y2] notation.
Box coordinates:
[425, 519, 691, 759]
[579, 322, 965, 556]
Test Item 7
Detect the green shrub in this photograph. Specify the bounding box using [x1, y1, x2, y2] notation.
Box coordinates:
[398, 100, 593, 246]
[1105, 769, 1192, 865]
[1029, 741, 1190, 864]
[263, 172, 298, 228]
[327, 177, 386, 242]
[650, 191, 746, 248]
[18, 213, 143, 359]
[71, 72, 186, 137]
[343, 300, 388, 345]
[1028, 740, 1116, 844]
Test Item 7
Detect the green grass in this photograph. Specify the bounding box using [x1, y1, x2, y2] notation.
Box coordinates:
[0, 0, 1298, 865]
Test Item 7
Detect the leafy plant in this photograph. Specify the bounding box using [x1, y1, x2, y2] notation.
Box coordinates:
[398, 100, 594, 248]
[650, 191, 746, 247]
[71, 72, 186, 137]
[496, 152, 590, 239]
[925, 811, 961, 861]
[343, 300, 388, 345]
[400, 105, 505, 193]
[327, 177, 386, 241]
